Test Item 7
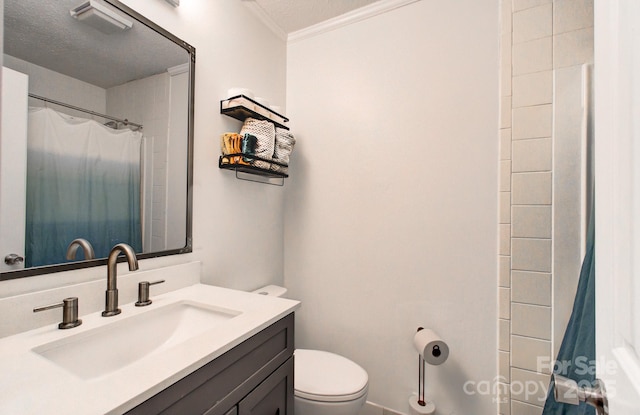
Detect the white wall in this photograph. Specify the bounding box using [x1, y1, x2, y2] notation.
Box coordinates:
[117, 0, 287, 291]
[3, 55, 107, 115]
[1, 1, 287, 300]
[284, 1, 499, 414]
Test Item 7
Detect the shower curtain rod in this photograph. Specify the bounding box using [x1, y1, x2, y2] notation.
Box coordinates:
[28, 93, 143, 130]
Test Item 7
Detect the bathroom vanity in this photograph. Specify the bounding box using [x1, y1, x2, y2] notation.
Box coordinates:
[126, 313, 294, 415]
[0, 270, 300, 415]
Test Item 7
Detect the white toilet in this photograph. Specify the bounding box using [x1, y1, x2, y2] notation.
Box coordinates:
[253, 286, 369, 415]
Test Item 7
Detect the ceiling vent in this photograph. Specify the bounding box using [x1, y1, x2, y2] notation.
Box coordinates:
[70, 0, 133, 34]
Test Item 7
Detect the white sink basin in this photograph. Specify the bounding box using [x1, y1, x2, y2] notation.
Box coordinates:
[32, 301, 241, 380]
[0, 278, 300, 415]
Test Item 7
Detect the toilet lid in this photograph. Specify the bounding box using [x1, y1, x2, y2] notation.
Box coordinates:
[294, 349, 369, 402]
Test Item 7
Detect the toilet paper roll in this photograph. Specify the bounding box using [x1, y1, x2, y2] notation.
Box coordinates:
[413, 328, 449, 365]
[409, 395, 436, 415]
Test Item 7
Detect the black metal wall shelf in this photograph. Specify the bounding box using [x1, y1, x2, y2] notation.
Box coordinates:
[219, 154, 288, 186]
[220, 95, 289, 130]
[219, 96, 291, 185]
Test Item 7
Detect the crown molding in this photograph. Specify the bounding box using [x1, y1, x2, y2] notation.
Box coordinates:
[242, 1, 288, 42]
[288, 0, 422, 43]
[167, 63, 189, 76]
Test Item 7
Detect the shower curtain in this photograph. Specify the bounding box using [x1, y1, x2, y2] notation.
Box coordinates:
[25, 107, 143, 267]
[542, 209, 595, 414]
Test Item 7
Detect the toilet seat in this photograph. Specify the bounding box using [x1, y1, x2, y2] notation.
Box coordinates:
[294, 349, 369, 403]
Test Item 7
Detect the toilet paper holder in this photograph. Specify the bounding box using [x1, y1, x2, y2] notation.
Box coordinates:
[416, 327, 428, 407]
[412, 327, 449, 413]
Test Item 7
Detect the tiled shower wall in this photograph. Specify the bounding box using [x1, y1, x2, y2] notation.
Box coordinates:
[107, 73, 171, 252]
[498, 1, 594, 414]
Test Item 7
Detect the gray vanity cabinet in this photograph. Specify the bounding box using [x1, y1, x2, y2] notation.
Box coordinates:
[126, 313, 294, 415]
[238, 356, 294, 415]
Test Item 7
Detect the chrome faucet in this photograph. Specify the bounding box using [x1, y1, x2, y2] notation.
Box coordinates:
[102, 243, 139, 317]
[66, 238, 95, 260]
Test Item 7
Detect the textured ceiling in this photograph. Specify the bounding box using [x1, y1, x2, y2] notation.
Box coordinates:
[4, 0, 189, 89]
[252, 0, 382, 33]
[4, 0, 380, 89]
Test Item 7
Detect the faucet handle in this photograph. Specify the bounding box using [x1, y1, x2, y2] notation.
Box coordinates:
[34, 297, 82, 329]
[135, 280, 165, 307]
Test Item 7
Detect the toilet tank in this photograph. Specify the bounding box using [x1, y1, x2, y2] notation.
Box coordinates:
[252, 285, 288, 298]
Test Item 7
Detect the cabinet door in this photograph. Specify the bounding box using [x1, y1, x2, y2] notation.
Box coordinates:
[225, 407, 238, 415]
[238, 357, 294, 415]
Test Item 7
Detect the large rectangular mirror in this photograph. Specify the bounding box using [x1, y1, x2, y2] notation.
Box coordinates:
[1, 0, 195, 280]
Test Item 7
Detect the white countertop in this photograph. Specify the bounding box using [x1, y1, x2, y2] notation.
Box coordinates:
[0, 283, 300, 414]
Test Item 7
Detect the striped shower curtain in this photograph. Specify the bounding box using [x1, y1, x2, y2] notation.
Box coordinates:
[25, 107, 142, 267]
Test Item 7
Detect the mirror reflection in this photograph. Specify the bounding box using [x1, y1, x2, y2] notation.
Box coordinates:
[1, 0, 194, 278]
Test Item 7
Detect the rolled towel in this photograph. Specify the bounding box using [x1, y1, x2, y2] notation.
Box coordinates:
[220, 133, 246, 164]
[220, 133, 234, 164]
[240, 118, 275, 169]
[271, 128, 296, 172]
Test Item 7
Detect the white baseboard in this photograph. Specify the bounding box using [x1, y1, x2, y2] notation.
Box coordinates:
[359, 401, 405, 415]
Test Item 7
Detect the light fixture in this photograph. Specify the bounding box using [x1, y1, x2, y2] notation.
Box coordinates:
[70, 0, 133, 34]
[164, 0, 180, 7]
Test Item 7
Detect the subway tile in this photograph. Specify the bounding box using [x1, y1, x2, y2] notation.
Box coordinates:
[499, 382, 511, 415]
[512, 205, 551, 238]
[511, 335, 551, 372]
[501, 32, 512, 70]
[513, 71, 552, 108]
[512, 303, 551, 340]
[500, 224, 512, 255]
[511, 238, 552, 272]
[500, 191, 511, 224]
[500, 255, 511, 287]
[554, 0, 594, 35]
[512, 104, 552, 140]
[512, 172, 552, 205]
[510, 368, 550, 406]
[502, 0, 512, 34]
[513, 37, 552, 76]
[512, 138, 552, 172]
[499, 318, 511, 351]
[151, 183, 166, 201]
[500, 351, 511, 382]
[501, 64, 512, 97]
[501, 33, 513, 97]
[553, 27, 594, 69]
[501, 96, 512, 128]
[512, 271, 551, 306]
[511, 400, 544, 415]
[500, 287, 511, 320]
[512, 0, 551, 12]
[151, 235, 165, 251]
[501, 160, 512, 192]
[554, 66, 584, 144]
[513, 4, 552, 44]
[501, 129, 512, 161]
